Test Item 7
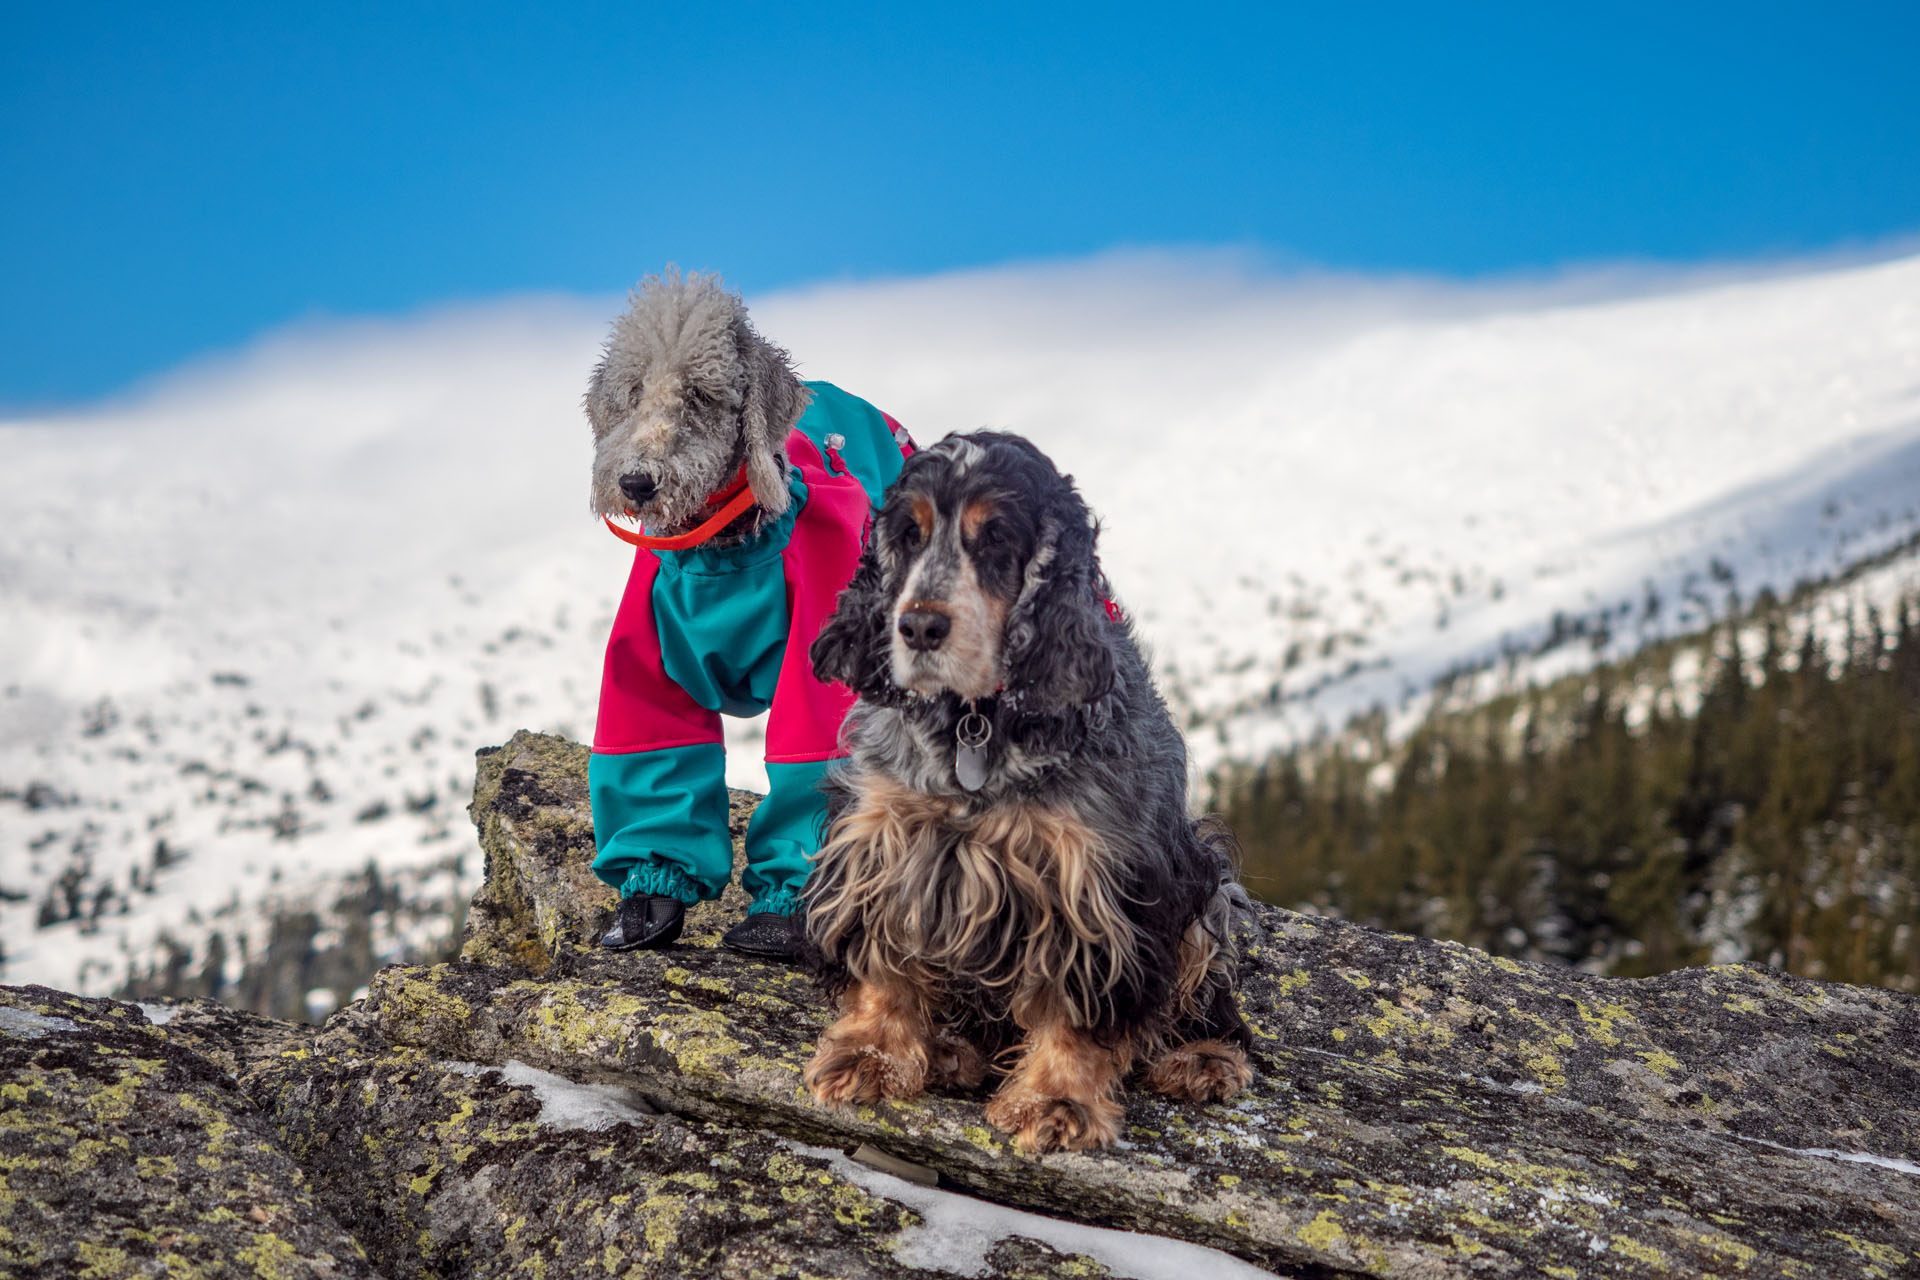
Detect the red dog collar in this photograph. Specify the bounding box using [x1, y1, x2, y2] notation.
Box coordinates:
[603, 465, 756, 551]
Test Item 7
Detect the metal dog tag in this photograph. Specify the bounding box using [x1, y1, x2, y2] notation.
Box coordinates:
[955, 711, 992, 791]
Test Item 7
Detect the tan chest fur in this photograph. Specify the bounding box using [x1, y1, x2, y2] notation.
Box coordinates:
[808, 773, 1143, 1025]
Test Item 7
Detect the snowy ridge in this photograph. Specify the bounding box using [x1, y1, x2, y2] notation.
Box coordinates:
[3, 249, 1919, 997]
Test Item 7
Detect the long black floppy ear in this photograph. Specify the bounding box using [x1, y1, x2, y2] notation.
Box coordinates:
[734, 311, 810, 518]
[811, 525, 899, 701]
[1002, 481, 1117, 717]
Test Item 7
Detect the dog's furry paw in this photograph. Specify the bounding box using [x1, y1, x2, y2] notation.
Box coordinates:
[984, 1087, 1123, 1153]
[805, 1040, 926, 1106]
[1145, 1039, 1252, 1103]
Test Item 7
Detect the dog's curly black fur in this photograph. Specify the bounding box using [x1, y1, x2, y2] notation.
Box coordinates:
[801, 431, 1252, 1152]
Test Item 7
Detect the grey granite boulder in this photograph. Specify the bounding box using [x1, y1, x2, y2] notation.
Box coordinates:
[0, 985, 373, 1278]
[5, 728, 1917, 1279]
[239, 1001, 1122, 1279]
[435, 729, 1920, 1278]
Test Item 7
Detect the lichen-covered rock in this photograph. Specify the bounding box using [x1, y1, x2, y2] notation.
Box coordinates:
[460, 731, 612, 973]
[461, 731, 761, 973]
[422, 731, 1920, 1278]
[12, 728, 1920, 1279]
[0, 985, 374, 1279]
[140, 991, 316, 1079]
[1, 986, 1133, 1280]
[237, 1004, 1116, 1279]
[1235, 905, 1920, 1165]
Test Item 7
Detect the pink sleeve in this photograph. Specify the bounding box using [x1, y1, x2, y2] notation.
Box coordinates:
[765, 435, 865, 764]
[593, 550, 723, 754]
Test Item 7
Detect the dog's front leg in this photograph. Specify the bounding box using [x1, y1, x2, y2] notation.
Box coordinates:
[983, 1019, 1126, 1153]
[804, 978, 934, 1105]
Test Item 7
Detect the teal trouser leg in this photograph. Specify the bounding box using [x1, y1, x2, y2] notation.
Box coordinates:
[741, 759, 837, 916]
[588, 743, 733, 905]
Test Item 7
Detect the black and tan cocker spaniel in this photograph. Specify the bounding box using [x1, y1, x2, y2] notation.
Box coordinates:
[803, 430, 1253, 1153]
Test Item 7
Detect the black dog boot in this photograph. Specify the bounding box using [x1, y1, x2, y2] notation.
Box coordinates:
[721, 912, 805, 962]
[599, 894, 685, 951]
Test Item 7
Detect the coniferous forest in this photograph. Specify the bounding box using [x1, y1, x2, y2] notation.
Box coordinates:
[1215, 592, 1920, 993]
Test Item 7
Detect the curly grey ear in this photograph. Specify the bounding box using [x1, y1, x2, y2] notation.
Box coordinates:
[734, 315, 809, 517]
[583, 352, 614, 436]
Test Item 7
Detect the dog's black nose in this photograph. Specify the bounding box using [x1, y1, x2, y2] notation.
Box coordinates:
[898, 608, 951, 652]
[618, 471, 658, 505]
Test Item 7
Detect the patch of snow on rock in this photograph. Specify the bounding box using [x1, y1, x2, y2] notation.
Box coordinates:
[1734, 1133, 1920, 1178]
[0, 1006, 83, 1039]
[445, 1059, 653, 1132]
[787, 1140, 1279, 1280]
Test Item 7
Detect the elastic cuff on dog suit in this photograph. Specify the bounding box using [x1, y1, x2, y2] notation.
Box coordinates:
[620, 864, 703, 906]
[739, 759, 835, 918]
[748, 890, 803, 918]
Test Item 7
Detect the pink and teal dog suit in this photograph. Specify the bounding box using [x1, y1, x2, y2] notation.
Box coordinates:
[589, 382, 912, 917]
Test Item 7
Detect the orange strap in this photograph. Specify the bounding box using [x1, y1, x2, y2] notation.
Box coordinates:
[603, 466, 758, 551]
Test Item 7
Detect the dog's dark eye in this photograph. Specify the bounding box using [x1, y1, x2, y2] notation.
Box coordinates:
[974, 520, 1023, 567]
[899, 521, 923, 551]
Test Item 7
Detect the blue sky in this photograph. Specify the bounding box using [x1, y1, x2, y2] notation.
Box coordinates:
[4, 3, 1918, 409]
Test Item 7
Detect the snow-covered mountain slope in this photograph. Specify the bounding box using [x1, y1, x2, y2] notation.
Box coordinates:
[4, 249, 1918, 997]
